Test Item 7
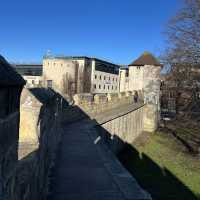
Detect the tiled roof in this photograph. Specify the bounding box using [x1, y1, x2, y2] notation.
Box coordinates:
[0, 55, 26, 86]
[129, 52, 162, 66]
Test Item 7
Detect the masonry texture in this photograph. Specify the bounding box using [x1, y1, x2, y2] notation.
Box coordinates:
[48, 118, 151, 200]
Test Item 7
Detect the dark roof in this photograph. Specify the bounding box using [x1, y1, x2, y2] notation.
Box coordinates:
[128, 52, 162, 67]
[0, 55, 26, 86]
[13, 64, 42, 68]
[44, 56, 120, 67]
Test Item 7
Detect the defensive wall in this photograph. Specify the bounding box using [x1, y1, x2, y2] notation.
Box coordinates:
[7, 91, 64, 200]
[13, 88, 158, 199]
[73, 92, 159, 152]
[19, 89, 159, 158]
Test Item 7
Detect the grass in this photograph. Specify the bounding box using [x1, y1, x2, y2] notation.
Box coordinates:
[118, 130, 200, 200]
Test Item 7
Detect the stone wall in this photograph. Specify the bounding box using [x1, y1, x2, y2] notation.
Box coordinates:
[143, 104, 158, 132]
[73, 92, 158, 153]
[73, 92, 142, 117]
[43, 58, 78, 96]
[7, 92, 64, 200]
[19, 89, 41, 159]
[98, 105, 144, 153]
[19, 88, 56, 159]
[0, 112, 19, 199]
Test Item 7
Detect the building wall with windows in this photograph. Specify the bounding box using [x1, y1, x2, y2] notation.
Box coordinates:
[23, 75, 43, 88]
[91, 59, 119, 94]
[43, 56, 120, 95]
[12, 64, 43, 88]
[43, 58, 78, 96]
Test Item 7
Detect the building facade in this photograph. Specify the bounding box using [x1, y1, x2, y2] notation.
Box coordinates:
[12, 53, 162, 102]
[120, 52, 162, 104]
[12, 64, 43, 88]
[43, 56, 120, 96]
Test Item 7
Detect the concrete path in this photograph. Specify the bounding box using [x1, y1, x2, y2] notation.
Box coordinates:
[48, 119, 151, 200]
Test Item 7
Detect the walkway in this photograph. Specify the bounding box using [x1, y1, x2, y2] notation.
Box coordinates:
[48, 116, 151, 199]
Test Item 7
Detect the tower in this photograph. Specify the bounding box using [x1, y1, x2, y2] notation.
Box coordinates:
[128, 52, 162, 131]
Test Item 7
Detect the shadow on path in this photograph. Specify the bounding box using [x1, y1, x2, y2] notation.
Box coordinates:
[17, 88, 200, 200]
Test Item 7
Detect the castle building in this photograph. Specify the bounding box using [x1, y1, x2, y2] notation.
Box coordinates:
[43, 56, 120, 96]
[12, 52, 162, 103]
[120, 52, 162, 104]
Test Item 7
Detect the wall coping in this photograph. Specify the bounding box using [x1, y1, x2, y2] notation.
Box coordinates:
[95, 102, 145, 125]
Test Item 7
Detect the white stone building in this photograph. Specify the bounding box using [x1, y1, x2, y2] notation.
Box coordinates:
[119, 52, 162, 106]
[43, 56, 120, 96]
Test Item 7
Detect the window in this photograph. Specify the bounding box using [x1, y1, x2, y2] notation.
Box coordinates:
[104, 85, 105, 89]
[94, 84, 96, 89]
[112, 86, 113, 90]
[109, 77, 110, 81]
[108, 85, 109, 90]
[32, 80, 35, 84]
[100, 75, 102, 80]
[95, 75, 97, 79]
[113, 78, 114, 81]
[99, 84, 101, 89]
[104, 76, 106, 80]
[47, 80, 53, 88]
[116, 78, 118, 82]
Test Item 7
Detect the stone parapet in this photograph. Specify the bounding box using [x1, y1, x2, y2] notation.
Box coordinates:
[125, 91, 132, 97]
[118, 92, 126, 99]
[107, 93, 118, 102]
[94, 94, 107, 104]
[73, 93, 94, 105]
[73, 92, 142, 118]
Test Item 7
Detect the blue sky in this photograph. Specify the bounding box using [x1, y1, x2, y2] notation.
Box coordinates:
[0, 0, 182, 64]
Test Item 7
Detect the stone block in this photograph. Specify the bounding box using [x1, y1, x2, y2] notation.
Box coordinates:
[118, 92, 126, 99]
[143, 104, 158, 132]
[138, 90, 144, 100]
[107, 93, 118, 102]
[73, 93, 93, 105]
[125, 91, 132, 97]
[94, 94, 107, 104]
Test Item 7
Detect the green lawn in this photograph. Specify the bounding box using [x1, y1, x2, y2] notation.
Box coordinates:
[118, 131, 200, 200]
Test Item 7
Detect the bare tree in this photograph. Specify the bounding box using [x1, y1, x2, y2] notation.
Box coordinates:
[164, 0, 200, 65]
[162, 0, 200, 115]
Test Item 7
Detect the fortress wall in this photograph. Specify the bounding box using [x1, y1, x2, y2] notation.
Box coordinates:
[19, 89, 158, 158]
[97, 105, 145, 153]
[8, 92, 64, 200]
[73, 91, 142, 117]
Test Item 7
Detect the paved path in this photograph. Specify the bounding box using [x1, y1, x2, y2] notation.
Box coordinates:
[48, 118, 151, 200]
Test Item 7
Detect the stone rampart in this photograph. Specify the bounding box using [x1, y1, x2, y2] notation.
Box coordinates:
[73, 92, 137, 117]
[7, 91, 64, 200]
[0, 112, 19, 199]
[95, 104, 145, 153]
